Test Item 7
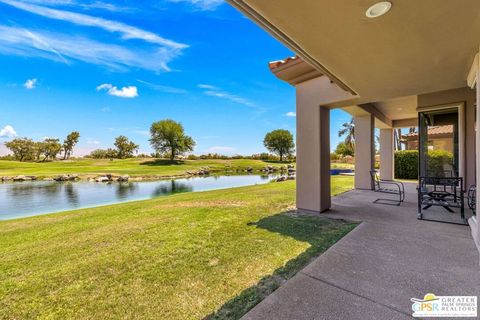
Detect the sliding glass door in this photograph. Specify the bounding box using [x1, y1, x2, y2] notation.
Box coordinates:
[418, 108, 459, 178]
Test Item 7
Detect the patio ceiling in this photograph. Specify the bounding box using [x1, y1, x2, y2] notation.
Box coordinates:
[229, 0, 480, 103]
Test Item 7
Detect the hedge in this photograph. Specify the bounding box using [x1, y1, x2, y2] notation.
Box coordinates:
[394, 150, 454, 179]
[394, 150, 418, 179]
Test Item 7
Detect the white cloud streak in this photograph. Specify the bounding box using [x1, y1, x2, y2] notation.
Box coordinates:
[13, 0, 132, 12]
[198, 84, 262, 111]
[0, 25, 179, 71]
[285, 111, 296, 117]
[97, 83, 138, 98]
[197, 84, 217, 90]
[0, 0, 187, 72]
[0, 125, 17, 138]
[169, 0, 223, 11]
[24, 78, 37, 89]
[0, 0, 187, 49]
[136, 79, 187, 94]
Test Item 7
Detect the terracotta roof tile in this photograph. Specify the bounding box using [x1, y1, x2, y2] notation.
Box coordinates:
[403, 125, 453, 138]
[268, 56, 299, 70]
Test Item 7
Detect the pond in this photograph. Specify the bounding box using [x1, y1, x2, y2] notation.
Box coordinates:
[0, 174, 277, 220]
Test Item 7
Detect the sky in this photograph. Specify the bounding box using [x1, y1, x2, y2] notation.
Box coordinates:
[0, 0, 350, 156]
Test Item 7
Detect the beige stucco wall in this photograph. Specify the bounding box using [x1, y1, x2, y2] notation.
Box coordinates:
[296, 81, 331, 213]
[354, 115, 375, 189]
[379, 129, 394, 180]
[473, 54, 480, 260]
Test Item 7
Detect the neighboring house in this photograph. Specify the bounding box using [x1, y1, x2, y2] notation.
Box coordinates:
[228, 1, 480, 258]
[401, 125, 453, 152]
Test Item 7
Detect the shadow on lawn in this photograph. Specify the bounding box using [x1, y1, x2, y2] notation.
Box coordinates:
[139, 159, 185, 166]
[204, 213, 357, 320]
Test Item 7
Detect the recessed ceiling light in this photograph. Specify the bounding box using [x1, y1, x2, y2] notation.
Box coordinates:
[366, 1, 392, 18]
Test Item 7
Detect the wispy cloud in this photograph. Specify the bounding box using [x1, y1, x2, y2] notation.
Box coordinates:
[14, 0, 133, 12]
[0, 0, 187, 72]
[100, 107, 110, 112]
[285, 111, 296, 117]
[136, 79, 187, 94]
[97, 83, 138, 98]
[0, 125, 17, 138]
[0, 25, 179, 71]
[198, 83, 264, 111]
[23, 78, 37, 89]
[0, 0, 187, 49]
[198, 84, 217, 90]
[168, 0, 223, 11]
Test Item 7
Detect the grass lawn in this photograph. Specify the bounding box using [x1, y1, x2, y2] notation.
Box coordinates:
[0, 176, 355, 319]
[0, 158, 355, 179]
[330, 162, 354, 169]
[0, 158, 289, 179]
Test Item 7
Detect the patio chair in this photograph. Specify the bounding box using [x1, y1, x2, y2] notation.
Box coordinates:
[468, 185, 476, 216]
[417, 176, 467, 225]
[370, 171, 405, 206]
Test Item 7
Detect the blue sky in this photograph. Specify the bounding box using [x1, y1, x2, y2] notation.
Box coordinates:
[0, 0, 350, 156]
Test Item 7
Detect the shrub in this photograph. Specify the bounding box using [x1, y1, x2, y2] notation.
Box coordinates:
[426, 150, 454, 177]
[395, 150, 418, 179]
[394, 150, 454, 179]
[335, 142, 354, 157]
[330, 152, 341, 161]
[88, 148, 118, 159]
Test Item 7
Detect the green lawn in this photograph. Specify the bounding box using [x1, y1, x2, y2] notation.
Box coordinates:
[0, 176, 355, 319]
[0, 158, 289, 179]
[330, 162, 354, 169]
[0, 158, 355, 180]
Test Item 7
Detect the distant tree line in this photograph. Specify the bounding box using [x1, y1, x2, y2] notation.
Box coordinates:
[2, 119, 298, 163]
[5, 132, 80, 162]
[87, 135, 139, 159]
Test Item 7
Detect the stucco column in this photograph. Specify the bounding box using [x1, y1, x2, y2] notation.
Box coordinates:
[296, 89, 331, 213]
[471, 52, 480, 259]
[379, 128, 394, 180]
[354, 115, 375, 190]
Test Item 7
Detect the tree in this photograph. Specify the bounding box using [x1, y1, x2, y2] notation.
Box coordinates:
[114, 135, 138, 159]
[338, 118, 355, 149]
[394, 128, 403, 151]
[88, 148, 117, 159]
[335, 141, 354, 157]
[4, 138, 35, 162]
[263, 129, 295, 162]
[34, 141, 45, 161]
[40, 138, 63, 161]
[149, 119, 196, 161]
[62, 131, 80, 160]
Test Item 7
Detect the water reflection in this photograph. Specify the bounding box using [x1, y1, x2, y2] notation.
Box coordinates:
[152, 180, 193, 197]
[0, 174, 277, 220]
[64, 183, 79, 206]
[116, 182, 138, 200]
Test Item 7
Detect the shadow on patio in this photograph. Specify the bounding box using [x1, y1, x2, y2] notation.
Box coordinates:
[241, 183, 480, 319]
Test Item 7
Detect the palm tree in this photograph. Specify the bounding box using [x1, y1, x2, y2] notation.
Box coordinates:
[338, 118, 355, 148]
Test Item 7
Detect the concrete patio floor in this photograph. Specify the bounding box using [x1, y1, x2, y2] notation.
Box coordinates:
[243, 183, 480, 319]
